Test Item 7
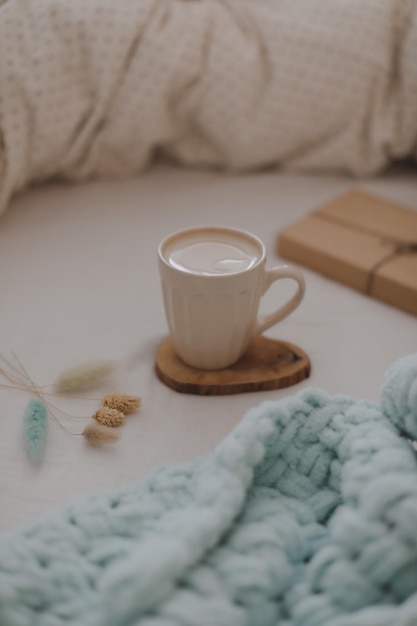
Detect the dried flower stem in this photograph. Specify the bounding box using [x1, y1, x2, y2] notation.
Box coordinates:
[1, 355, 141, 445]
[0, 357, 80, 435]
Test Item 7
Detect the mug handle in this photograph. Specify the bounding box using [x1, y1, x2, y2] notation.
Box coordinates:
[252, 265, 305, 336]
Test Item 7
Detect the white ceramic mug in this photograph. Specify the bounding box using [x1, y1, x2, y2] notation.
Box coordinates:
[158, 226, 305, 370]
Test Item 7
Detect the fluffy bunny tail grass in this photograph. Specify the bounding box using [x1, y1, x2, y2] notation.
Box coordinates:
[83, 422, 120, 445]
[54, 361, 116, 393]
[24, 398, 47, 462]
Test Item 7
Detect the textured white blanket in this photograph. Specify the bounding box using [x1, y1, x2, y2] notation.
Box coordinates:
[0, 0, 416, 215]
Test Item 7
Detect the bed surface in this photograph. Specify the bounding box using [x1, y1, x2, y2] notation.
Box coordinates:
[1, 164, 416, 535]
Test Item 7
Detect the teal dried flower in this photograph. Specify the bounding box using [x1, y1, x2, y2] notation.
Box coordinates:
[24, 398, 47, 463]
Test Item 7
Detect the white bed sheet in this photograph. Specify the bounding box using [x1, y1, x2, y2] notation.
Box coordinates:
[1, 165, 416, 535]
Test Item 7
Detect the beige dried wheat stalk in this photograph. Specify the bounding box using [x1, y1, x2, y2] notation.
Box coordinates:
[93, 407, 125, 427]
[102, 393, 142, 414]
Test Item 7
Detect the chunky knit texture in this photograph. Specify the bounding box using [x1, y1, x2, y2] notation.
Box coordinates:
[1, 355, 417, 625]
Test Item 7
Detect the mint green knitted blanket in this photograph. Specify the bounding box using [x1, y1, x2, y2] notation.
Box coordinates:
[1, 354, 417, 626]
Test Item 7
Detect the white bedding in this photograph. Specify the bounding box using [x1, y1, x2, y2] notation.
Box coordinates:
[0, 165, 416, 535]
[1, 0, 417, 215]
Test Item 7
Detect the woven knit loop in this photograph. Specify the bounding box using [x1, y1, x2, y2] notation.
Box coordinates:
[0, 354, 417, 626]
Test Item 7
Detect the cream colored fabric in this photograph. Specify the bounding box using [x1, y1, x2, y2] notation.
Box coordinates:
[0, 0, 416, 215]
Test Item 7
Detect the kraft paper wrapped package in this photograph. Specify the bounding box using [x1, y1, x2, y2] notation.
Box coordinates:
[277, 191, 417, 317]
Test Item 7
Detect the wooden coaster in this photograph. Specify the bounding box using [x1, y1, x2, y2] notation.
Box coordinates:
[155, 336, 311, 395]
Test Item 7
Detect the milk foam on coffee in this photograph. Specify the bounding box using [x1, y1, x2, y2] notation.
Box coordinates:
[164, 230, 261, 275]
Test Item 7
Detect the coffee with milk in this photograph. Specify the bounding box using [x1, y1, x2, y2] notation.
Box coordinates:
[158, 226, 305, 370]
[163, 229, 261, 275]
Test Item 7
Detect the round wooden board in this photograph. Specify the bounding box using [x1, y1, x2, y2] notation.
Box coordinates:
[155, 336, 311, 395]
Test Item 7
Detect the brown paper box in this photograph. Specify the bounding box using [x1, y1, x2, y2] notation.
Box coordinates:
[277, 190, 417, 317]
